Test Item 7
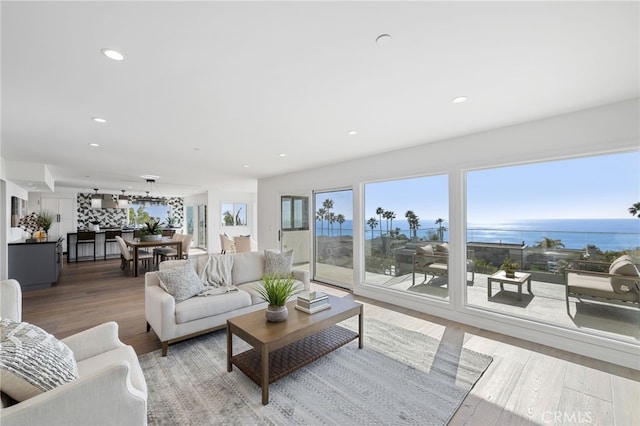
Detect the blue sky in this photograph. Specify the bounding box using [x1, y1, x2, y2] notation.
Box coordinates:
[318, 151, 639, 224]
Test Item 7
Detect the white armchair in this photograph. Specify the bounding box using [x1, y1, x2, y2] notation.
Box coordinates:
[0, 280, 148, 426]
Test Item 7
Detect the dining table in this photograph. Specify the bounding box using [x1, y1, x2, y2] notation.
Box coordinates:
[123, 237, 182, 277]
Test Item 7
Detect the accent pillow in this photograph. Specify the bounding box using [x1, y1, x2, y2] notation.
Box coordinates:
[609, 259, 640, 294]
[416, 245, 434, 256]
[264, 250, 294, 277]
[156, 264, 205, 302]
[435, 242, 449, 254]
[0, 319, 78, 402]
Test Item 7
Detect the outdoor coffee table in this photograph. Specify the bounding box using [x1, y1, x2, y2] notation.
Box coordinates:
[488, 270, 532, 301]
[226, 294, 363, 405]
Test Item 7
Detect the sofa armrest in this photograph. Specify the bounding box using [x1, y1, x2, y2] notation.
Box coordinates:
[145, 274, 177, 342]
[61, 322, 124, 362]
[0, 361, 146, 426]
[0, 279, 22, 322]
[292, 269, 310, 291]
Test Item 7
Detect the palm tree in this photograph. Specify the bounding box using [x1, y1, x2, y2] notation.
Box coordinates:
[405, 210, 420, 238]
[435, 218, 447, 241]
[383, 211, 395, 235]
[376, 207, 384, 237]
[336, 214, 345, 236]
[535, 237, 565, 249]
[629, 202, 640, 218]
[367, 217, 378, 240]
[316, 208, 326, 236]
[327, 212, 336, 237]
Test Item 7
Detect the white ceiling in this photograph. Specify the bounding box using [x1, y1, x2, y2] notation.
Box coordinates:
[2, 1, 638, 197]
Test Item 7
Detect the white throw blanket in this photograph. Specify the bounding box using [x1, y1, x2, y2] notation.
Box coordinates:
[198, 254, 236, 296]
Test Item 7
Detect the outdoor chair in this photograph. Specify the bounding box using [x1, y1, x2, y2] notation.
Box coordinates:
[411, 243, 475, 286]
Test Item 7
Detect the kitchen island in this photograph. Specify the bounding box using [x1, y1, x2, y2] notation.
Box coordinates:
[8, 236, 64, 290]
[66, 229, 135, 262]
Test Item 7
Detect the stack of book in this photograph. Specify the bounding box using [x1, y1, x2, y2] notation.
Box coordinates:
[295, 291, 331, 314]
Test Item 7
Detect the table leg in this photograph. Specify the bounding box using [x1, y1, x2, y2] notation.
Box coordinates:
[527, 277, 532, 294]
[226, 322, 233, 372]
[261, 345, 269, 405]
[488, 279, 493, 298]
[133, 247, 139, 277]
[518, 283, 522, 301]
[358, 308, 364, 349]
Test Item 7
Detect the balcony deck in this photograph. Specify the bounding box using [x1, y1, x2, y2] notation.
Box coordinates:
[308, 263, 639, 342]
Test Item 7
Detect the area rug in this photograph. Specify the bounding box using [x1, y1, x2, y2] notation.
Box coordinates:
[139, 317, 492, 425]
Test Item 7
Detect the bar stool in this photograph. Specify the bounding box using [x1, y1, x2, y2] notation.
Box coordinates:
[104, 230, 122, 260]
[76, 230, 96, 262]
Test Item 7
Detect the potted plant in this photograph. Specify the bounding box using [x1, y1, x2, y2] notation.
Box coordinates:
[37, 210, 55, 238]
[501, 258, 520, 278]
[140, 219, 163, 241]
[254, 274, 300, 322]
[164, 212, 178, 228]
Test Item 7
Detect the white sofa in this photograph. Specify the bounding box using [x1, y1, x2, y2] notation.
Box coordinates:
[0, 279, 147, 426]
[145, 251, 310, 356]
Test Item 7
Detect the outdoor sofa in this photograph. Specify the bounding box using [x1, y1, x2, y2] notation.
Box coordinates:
[565, 255, 640, 315]
[145, 251, 309, 356]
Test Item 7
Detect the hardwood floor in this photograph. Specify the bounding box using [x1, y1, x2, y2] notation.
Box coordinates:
[21, 259, 640, 425]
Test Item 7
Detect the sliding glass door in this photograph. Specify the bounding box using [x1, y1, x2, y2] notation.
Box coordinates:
[314, 189, 354, 289]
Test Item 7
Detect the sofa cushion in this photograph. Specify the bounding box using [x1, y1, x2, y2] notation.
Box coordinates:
[175, 290, 252, 324]
[156, 265, 205, 302]
[264, 250, 294, 277]
[609, 259, 640, 294]
[0, 319, 78, 402]
[231, 252, 266, 285]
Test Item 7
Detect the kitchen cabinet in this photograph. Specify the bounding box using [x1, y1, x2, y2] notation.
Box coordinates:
[40, 196, 76, 250]
[8, 237, 63, 290]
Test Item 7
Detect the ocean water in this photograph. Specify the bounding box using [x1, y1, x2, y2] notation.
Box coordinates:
[316, 219, 640, 251]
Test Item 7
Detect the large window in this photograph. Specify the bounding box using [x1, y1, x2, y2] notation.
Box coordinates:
[363, 175, 449, 299]
[466, 151, 640, 342]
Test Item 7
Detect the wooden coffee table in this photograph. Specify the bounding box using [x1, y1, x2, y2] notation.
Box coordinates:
[488, 270, 532, 301]
[226, 294, 363, 405]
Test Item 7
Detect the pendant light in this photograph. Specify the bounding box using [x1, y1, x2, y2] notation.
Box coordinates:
[118, 189, 129, 208]
[91, 188, 102, 208]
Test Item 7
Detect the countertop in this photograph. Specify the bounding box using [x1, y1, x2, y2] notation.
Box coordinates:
[9, 236, 63, 245]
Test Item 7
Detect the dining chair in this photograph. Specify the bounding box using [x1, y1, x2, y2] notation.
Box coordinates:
[157, 234, 192, 262]
[220, 233, 236, 254]
[115, 235, 152, 275]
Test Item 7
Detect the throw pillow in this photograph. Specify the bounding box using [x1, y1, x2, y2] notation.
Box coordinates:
[435, 242, 449, 253]
[156, 264, 205, 302]
[416, 245, 434, 256]
[264, 250, 294, 277]
[609, 259, 640, 294]
[0, 319, 78, 402]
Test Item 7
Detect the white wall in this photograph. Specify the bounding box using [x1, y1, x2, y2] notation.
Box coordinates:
[257, 99, 640, 368]
[1, 159, 30, 279]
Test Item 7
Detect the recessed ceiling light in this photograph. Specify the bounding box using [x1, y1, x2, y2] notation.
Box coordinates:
[89, 143, 100, 147]
[140, 174, 160, 180]
[347, 130, 358, 136]
[243, 164, 249, 168]
[101, 48, 125, 61]
[92, 117, 107, 123]
[279, 153, 286, 157]
[452, 96, 468, 103]
[376, 34, 391, 46]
